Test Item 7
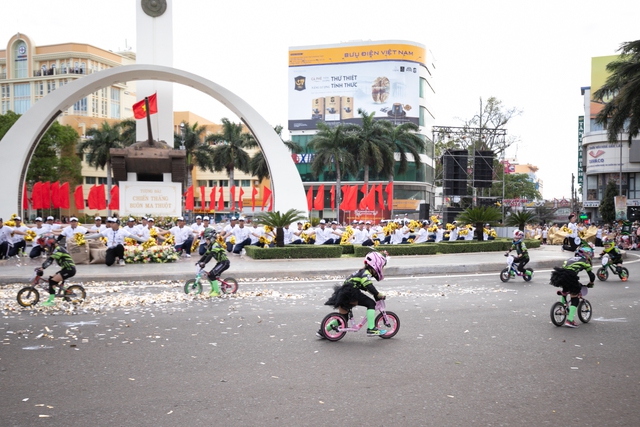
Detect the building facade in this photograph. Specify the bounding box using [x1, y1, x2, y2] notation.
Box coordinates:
[580, 55, 640, 222]
[288, 40, 436, 222]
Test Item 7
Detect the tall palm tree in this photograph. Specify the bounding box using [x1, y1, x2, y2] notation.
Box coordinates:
[174, 121, 215, 189]
[308, 123, 356, 220]
[594, 40, 640, 145]
[206, 118, 254, 190]
[345, 109, 394, 191]
[247, 125, 302, 182]
[386, 121, 426, 182]
[79, 121, 126, 214]
[253, 208, 307, 247]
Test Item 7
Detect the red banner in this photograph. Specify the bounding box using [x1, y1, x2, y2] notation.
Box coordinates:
[109, 185, 119, 210]
[74, 185, 84, 210]
[59, 182, 70, 209]
[314, 184, 325, 211]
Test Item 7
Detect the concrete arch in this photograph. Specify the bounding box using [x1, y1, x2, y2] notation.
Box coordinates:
[0, 64, 308, 218]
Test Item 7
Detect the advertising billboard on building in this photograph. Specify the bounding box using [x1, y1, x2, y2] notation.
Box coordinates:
[590, 55, 618, 121]
[288, 42, 425, 131]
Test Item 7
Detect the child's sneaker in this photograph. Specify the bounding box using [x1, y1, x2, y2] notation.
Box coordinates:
[315, 329, 326, 339]
[366, 328, 386, 336]
[564, 320, 579, 328]
[41, 295, 56, 307]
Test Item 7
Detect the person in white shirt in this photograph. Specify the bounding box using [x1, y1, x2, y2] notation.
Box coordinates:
[448, 221, 459, 241]
[195, 216, 212, 255]
[464, 225, 475, 241]
[435, 223, 445, 243]
[221, 217, 238, 252]
[135, 217, 149, 236]
[44, 216, 63, 235]
[562, 213, 580, 252]
[329, 221, 343, 243]
[8, 216, 29, 256]
[29, 217, 52, 258]
[351, 222, 368, 245]
[122, 217, 141, 237]
[89, 216, 107, 233]
[191, 216, 204, 234]
[0, 217, 26, 258]
[59, 217, 88, 247]
[165, 216, 194, 257]
[390, 221, 405, 245]
[413, 221, 429, 244]
[85, 217, 145, 266]
[314, 220, 334, 245]
[283, 223, 296, 245]
[231, 217, 252, 254]
[543, 226, 549, 245]
[290, 222, 305, 244]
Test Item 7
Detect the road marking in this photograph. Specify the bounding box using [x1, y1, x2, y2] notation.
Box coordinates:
[592, 317, 627, 322]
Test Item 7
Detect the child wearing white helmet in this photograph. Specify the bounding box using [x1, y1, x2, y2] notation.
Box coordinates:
[506, 229, 531, 276]
[317, 251, 388, 338]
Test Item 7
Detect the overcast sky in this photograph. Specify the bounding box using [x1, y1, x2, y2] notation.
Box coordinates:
[2, 0, 638, 199]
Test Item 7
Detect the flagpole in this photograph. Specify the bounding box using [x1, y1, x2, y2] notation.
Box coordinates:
[144, 97, 153, 145]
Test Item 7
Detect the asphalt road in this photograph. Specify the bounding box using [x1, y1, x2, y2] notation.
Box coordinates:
[1, 261, 639, 427]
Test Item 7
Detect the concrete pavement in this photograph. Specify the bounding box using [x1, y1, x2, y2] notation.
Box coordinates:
[0, 244, 588, 284]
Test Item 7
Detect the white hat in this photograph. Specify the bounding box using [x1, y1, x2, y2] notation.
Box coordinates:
[15, 216, 22, 221]
[70, 217, 78, 222]
[238, 217, 246, 221]
[147, 217, 155, 222]
[177, 216, 185, 221]
[358, 221, 365, 224]
[203, 216, 210, 221]
[365, 221, 371, 224]
[127, 217, 135, 222]
[319, 219, 326, 224]
[331, 221, 338, 225]
[141, 216, 148, 221]
[106, 217, 115, 223]
[95, 217, 102, 221]
[35, 217, 43, 222]
[47, 216, 54, 220]
[231, 216, 237, 221]
[196, 215, 202, 219]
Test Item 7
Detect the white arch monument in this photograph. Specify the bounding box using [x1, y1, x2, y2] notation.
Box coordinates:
[0, 64, 308, 218]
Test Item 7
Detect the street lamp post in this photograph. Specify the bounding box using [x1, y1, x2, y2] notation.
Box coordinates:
[179, 123, 186, 151]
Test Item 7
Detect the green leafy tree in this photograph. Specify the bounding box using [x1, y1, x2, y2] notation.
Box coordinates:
[456, 206, 502, 240]
[175, 121, 215, 189]
[206, 118, 254, 189]
[79, 121, 128, 213]
[345, 109, 394, 190]
[599, 179, 618, 223]
[253, 209, 307, 247]
[308, 123, 357, 219]
[506, 210, 538, 231]
[593, 40, 640, 145]
[118, 118, 137, 146]
[248, 125, 302, 182]
[490, 172, 541, 200]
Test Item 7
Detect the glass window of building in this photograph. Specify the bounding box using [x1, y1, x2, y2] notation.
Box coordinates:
[13, 83, 31, 114]
[47, 81, 55, 93]
[240, 180, 250, 187]
[73, 97, 87, 115]
[1, 85, 10, 114]
[85, 177, 96, 184]
[110, 87, 120, 119]
[13, 41, 28, 78]
[586, 175, 598, 200]
[219, 180, 229, 187]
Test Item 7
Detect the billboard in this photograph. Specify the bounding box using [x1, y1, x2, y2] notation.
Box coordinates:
[590, 55, 618, 121]
[288, 42, 425, 131]
[584, 142, 627, 173]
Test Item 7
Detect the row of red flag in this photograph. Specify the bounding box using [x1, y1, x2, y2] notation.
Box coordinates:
[183, 185, 273, 212]
[306, 183, 393, 211]
[24, 182, 120, 211]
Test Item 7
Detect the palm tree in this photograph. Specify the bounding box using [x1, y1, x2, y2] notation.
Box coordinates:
[506, 210, 538, 232]
[386, 121, 426, 181]
[253, 208, 307, 247]
[118, 118, 137, 146]
[79, 121, 127, 214]
[206, 118, 254, 189]
[174, 121, 215, 189]
[593, 40, 640, 145]
[345, 109, 394, 191]
[308, 123, 357, 221]
[456, 206, 502, 241]
[247, 125, 302, 182]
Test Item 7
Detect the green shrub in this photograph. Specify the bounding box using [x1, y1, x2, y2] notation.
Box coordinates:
[244, 244, 343, 259]
[340, 244, 355, 255]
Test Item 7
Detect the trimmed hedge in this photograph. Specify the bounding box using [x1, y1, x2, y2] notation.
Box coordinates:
[244, 239, 541, 259]
[244, 244, 343, 260]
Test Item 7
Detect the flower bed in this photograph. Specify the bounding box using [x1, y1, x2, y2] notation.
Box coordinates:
[123, 245, 180, 263]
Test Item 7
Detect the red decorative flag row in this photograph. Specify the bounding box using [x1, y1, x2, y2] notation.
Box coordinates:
[26, 181, 72, 210]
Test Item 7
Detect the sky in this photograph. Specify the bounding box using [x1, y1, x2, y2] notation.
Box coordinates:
[1, 0, 638, 200]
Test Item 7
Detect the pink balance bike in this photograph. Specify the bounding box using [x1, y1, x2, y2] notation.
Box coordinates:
[319, 299, 400, 341]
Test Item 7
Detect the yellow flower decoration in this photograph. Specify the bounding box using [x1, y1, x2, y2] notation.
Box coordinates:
[408, 220, 421, 233]
[24, 229, 37, 242]
[430, 215, 439, 223]
[428, 225, 437, 233]
[142, 238, 156, 250]
[230, 236, 236, 244]
[74, 232, 86, 246]
[562, 226, 571, 234]
[303, 222, 311, 230]
[150, 228, 158, 238]
[124, 237, 138, 246]
[340, 225, 354, 245]
[216, 235, 225, 246]
[459, 229, 468, 236]
[100, 236, 108, 245]
[444, 233, 450, 239]
[191, 238, 200, 252]
[163, 235, 175, 246]
[264, 225, 273, 234]
[373, 240, 380, 247]
[446, 223, 456, 231]
[490, 230, 497, 238]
